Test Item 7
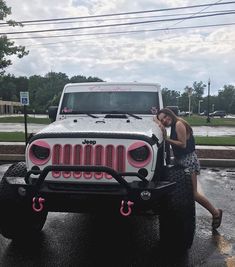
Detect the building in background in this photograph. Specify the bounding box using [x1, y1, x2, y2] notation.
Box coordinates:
[0, 100, 21, 114]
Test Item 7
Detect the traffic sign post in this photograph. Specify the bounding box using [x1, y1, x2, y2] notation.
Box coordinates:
[20, 92, 29, 146]
[20, 92, 29, 106]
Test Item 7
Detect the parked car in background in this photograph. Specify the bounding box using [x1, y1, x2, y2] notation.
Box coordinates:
[209, 110, 226, 118]
[200, 111, 208, 116]
[178, 111, 186, 116]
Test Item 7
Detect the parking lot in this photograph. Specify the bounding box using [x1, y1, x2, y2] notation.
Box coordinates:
[0, 164, 235, 267]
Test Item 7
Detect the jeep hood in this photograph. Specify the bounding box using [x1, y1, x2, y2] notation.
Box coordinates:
[37, 117, 163, 141]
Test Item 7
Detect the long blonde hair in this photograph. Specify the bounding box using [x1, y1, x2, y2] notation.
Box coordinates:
[157, 108, 193, 136]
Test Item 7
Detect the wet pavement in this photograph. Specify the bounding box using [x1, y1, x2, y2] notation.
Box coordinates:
[0, 164, 234, 266]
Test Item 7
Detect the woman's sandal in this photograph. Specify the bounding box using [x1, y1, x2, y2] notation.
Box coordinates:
[212, 209, 223, 229]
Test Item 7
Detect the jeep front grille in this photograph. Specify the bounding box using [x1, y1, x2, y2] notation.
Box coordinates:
[52, 144, 126, 179]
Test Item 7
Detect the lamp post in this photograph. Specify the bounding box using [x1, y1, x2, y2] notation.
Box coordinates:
[207, 79, 211, 123]
[198, 100, 203, 114]
[188, 87, 193, 117]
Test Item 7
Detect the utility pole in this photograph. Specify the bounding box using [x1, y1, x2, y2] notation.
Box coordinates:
[207, 79, 211, 123]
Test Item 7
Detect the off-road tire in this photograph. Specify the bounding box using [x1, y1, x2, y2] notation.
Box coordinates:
[159, 165, 195, 253]
[0, 162, 48, 240]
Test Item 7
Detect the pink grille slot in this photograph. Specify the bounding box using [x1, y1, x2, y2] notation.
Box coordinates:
[94, 145, 104, 179]
[116, 145, 125, 172]
[52, 144, 62, 178]
[52, 142, 126, 180]
[73, 145, 82, 179]
[84, 145, 93, 179]
[105, 145, 115, 179]
[63, 144, 72, 178]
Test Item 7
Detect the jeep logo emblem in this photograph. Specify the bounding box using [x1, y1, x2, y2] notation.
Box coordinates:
[82, 139, 96, 145]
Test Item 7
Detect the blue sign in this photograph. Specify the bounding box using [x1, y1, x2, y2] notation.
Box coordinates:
[20, 92, 29, 106]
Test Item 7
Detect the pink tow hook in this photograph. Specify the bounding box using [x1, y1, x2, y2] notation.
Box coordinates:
[32, 197, 45, 212]
[120, 200, 134, 216]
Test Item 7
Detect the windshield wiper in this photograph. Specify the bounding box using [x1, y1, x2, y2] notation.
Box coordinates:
[62, 111, 99, 118]
[86, 113, 99, 118]
[126, 113, 142, 120]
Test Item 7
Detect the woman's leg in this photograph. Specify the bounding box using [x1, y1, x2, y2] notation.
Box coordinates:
[191, 172, 219, 217]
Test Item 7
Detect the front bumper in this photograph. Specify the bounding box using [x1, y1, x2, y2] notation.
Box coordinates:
[5, 165, 176, 214]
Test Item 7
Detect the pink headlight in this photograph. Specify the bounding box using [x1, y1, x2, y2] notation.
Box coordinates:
[127, 141, 152, 168]
[29, 140, 51, 165]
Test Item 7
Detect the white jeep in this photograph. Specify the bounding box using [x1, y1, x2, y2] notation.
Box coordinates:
[0, 82, 195, 252]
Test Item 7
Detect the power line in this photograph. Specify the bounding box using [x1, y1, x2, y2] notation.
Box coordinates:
[1, 1, 235, 25]
[0, 10, 234, 27]
[169, 0, 224, 27]
[1, 11, 235, 35]
[13, 22, 235, 45]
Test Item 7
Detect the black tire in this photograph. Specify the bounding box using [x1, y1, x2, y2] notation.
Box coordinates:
[159, 166, 195, 253]
[0, 162, 48, 240]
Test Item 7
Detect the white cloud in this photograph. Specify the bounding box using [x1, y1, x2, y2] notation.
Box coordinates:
[3, 0, 235, 94]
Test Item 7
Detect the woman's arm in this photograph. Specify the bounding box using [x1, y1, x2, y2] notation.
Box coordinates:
[166, 121, 187, 148]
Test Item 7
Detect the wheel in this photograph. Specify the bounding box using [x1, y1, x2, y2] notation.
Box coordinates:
[0, 162, 48, 240]
[159, 166, 195, 253]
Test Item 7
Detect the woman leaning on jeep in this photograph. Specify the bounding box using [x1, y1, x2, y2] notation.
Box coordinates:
[154, 108, 222, 229]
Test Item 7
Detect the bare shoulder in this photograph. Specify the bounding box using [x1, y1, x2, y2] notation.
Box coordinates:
[175, 120, 186, 131]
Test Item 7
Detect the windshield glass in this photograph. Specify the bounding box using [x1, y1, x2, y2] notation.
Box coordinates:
[60, 91, 159, 114]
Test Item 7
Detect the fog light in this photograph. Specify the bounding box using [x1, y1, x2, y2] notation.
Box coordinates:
[140, 190, 151, 200]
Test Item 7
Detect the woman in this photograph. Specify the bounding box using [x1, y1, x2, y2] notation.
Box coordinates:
[154, 108, 222, 229]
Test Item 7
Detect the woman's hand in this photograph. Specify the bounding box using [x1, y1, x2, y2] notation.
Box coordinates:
[153, 116, 167, 138]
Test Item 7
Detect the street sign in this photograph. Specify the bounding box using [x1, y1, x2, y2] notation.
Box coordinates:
[20, 91, 29, 106]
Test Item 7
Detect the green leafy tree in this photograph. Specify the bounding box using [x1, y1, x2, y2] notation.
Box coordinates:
[0, 74, 16, 100]
[0, 0, 28, 74]
[70, 75, 103, 83]
[182, 82, 206, 113]
[162, 88, 180, 107]
[217, 85, 235, 113]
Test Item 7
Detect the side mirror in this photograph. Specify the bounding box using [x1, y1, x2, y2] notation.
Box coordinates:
[48, 106, 58, 122]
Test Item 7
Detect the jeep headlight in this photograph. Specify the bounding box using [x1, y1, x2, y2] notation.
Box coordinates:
[29, 140, 51, 165]
[127, 142, 151, 167]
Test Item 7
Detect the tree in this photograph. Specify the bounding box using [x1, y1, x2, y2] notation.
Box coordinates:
[162, 88, 180, 107]
[182, 82, 206, 113]
[217, 85, 235, 113]
[192, 81, 206, 99]
[0, 0, 28, 74]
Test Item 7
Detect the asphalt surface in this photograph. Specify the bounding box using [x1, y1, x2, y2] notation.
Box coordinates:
[0, 164, 235, 267]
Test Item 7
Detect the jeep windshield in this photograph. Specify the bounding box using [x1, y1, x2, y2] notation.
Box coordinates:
[60, 91, 159, 115]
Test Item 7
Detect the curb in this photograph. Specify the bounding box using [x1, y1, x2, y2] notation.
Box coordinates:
[198, 158, 235, 168]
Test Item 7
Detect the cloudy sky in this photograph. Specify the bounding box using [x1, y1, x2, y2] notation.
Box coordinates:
[2, 0, 235, 95]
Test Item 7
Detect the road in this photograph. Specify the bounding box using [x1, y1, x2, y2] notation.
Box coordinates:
[0, 164, 235, 266]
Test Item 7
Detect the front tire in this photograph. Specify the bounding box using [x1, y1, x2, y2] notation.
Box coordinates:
[0, 162, 48, 240]
[159, 166, 195, 253]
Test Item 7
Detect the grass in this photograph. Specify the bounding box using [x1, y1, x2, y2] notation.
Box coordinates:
[0, 116, 50, 124]
[0, 132, 26, 142]
[183, 115, 235, 126]
[0, 132, 235, 145]
[195, 136, 235, 146]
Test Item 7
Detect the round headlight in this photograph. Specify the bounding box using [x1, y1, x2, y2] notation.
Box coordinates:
[29, 140, 51, 165]
[129, 146, 150, 162]
[127, 142, 152, 168]
[32, 144, 50, 160]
